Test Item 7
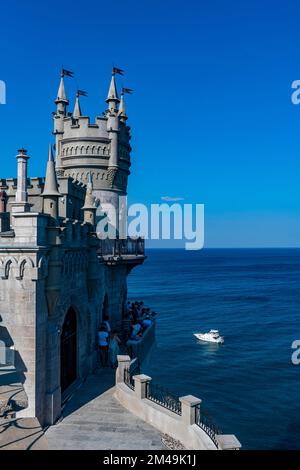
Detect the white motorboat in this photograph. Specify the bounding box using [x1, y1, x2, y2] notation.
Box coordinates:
[194, 329, 224, 344]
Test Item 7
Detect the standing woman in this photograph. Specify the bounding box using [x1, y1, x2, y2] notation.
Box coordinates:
[98, 324, 109, 367]
[109, 330, 121, 368]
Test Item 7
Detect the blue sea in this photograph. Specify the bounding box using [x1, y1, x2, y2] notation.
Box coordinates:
[127, 249, 300, 450]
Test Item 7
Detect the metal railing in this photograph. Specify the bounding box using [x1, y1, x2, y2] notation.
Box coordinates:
[122, 360, 221, 448]
[146, 382, 182, 416]
[97, 237, 145, 257]
[124, 359, 141, 390]
[195, 404, 221, 448]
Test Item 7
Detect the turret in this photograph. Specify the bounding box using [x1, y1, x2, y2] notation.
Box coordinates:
[53, 69, 73, 177]
[82, 173, 96, 227]
[41, 144, 61, 219]
[106, 69, 120, 169]
[55, 72, 69, 114]
[11, 148, 31, 213]
[106, 69, 120, 114]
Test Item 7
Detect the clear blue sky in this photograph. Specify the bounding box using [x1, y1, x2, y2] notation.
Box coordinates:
[0, 0, 300, 247]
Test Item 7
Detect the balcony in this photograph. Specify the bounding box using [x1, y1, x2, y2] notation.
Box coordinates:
[97, 236, 146, 268]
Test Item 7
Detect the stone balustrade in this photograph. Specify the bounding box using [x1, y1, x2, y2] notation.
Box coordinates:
[114, 355, 241, 451]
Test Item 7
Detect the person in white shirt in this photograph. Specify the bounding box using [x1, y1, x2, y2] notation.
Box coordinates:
[98, 325, 109, 366]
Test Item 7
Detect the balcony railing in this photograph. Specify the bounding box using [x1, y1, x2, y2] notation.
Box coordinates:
[195, 404, 221, 448]
[97, 236, 145, 257]
[146, 382, 182, 416]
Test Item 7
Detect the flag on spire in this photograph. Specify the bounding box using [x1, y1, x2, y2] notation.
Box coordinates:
[61, 68, 74, 78]
[122, 87, 133, 94]
[112, 67, 124, 76]
[77, 89, 88, 97]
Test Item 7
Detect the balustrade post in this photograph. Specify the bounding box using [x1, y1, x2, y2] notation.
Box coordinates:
[179, 395, 202, 426]
[215, 435, 242, 450]
[116, 355, 131, 384]
[133, 374, 152, 399]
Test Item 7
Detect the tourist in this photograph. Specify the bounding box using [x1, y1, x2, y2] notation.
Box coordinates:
[132, 307, 138, 323]
[142, 314, 152, 330]
[128, 309, 134, 321]
[109, 330, 121, 368]
[122, 313, 131, 342]
[103, 314, 111, 333]
[98, 325, 109, 367]
[130, 320, 142, 340]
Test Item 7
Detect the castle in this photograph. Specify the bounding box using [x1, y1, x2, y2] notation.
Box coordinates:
[0, 69, 145, 425]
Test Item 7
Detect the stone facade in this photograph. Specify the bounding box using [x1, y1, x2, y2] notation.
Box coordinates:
[0, 70, 145, 426]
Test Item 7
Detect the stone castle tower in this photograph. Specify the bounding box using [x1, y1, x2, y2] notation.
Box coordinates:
[0, 70, 144, 425]
[54, 70, 131, 231]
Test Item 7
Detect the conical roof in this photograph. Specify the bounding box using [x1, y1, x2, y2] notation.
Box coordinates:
[55, 76, 68, 104]
[106, 73, 119, 102]
[73, 93, 82, 118]
[42, 144, 61, 197]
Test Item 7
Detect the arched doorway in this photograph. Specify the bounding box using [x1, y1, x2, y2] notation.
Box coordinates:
[60, 308, 77, 393]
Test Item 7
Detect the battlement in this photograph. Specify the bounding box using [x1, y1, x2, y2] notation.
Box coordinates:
[0, 177, 44, 195]
[62, 116, 109, 140]
[0, 175, 88, 221]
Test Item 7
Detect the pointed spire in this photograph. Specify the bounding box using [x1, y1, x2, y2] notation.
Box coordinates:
[118, 91, 128, 123]
[106, 70, 120, 112]
[107, 72, 119, 101]
[73, 90, 82, 118]
[55, 73, 69, 105]
[42, 145, 61, 197]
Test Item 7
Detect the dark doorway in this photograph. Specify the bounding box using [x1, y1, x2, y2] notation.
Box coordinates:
[60, 308, 77, 393]
[102, 294, 108, 321]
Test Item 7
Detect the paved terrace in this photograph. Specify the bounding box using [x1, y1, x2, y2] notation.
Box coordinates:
[44, 367, 165, 450]
[0, 367, 164, 450]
